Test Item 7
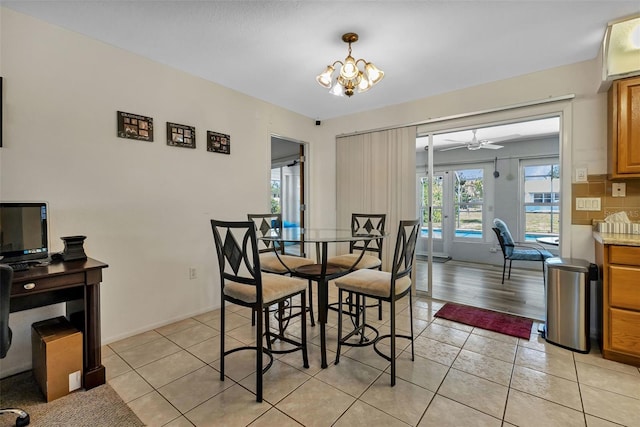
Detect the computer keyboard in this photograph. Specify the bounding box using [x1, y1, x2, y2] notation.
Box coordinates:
[10, 262, 30, 271]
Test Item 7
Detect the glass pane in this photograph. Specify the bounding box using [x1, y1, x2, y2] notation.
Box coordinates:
[420, 175, 443, 238]
[454, 169, 483, 238]
[523, 162, 559, 240]
[271, 168, 281, 214]
[525, 206, 560, 237]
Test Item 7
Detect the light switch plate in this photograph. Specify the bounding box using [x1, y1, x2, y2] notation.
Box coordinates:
[576, 197, 601, 211]
[575, 167, 588, 182]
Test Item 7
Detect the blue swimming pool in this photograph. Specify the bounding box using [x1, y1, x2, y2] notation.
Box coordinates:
[421, 228, 552, 240]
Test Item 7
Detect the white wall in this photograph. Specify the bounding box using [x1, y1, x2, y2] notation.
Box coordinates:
[1, 7, 611, 376]
[0, 8, 327, 376]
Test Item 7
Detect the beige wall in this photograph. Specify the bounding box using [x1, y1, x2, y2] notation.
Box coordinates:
[1, 6, 612, 375]
[0, 8, 329, 375]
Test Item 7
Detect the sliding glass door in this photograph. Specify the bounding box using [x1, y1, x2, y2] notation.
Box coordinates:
[415, 113, 564, 298]
[419, 168, 486, 258]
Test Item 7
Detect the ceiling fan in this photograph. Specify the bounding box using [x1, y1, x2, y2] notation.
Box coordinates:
[439, 129, 519, 152]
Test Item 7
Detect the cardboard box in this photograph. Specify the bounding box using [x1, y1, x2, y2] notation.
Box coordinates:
[32, 316, 83, 402]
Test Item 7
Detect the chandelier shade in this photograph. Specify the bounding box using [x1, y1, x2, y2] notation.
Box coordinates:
[316, 65, 335, 88]
[316, 32, 384, 97]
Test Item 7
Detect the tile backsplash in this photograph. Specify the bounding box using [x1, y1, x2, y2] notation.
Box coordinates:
[571, 174, 640, 226]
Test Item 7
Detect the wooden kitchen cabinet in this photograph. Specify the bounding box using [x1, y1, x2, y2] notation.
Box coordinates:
[595, 241, 640, 366]
[608, 76, 640, 178]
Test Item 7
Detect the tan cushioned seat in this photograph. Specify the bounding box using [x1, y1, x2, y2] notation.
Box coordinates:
[225, 273, 307, 304]
[335, 268, 411, 298]
[259, 253, 314, 274]
[327, 253, 382, 270]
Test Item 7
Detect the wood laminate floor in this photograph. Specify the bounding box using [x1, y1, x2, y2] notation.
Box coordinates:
[415, 259, 546, 321]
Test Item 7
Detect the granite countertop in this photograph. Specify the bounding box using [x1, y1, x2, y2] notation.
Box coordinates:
[593, 231, 640, 246]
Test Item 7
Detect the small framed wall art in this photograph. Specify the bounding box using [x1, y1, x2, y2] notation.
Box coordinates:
[167, 122, 196, 149]
[207, 131, 230, 155]
[117, 111, 154, 142]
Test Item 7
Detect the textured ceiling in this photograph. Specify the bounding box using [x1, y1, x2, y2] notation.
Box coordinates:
[3, 1, 639, 120]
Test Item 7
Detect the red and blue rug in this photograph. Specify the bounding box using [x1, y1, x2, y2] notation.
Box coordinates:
[435, 303, 534, 340]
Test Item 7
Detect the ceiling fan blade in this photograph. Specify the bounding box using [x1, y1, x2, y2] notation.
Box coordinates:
[482, 133, 520, 143]
[443, 138, 468, 143]
[439, 145, 466, 152]
[480, 144, 503, 149]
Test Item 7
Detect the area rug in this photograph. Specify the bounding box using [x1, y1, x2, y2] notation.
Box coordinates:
[0, 371, 144, 426]
[435, 303, 533, 339]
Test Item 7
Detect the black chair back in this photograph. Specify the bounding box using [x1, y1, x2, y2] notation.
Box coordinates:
[390, 220, 420, 286]
[492, 227, 509, 259]
[350, 213, 386, 257]
[247, 213, 287, 255]
[0, 264, 13, 359]
[210, 220, 262, 297]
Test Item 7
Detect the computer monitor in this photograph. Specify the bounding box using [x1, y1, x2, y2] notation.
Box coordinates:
[0, 202, 49, 264]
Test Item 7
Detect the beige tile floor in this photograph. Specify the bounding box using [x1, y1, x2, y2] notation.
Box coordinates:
[103, 288, 640, 427]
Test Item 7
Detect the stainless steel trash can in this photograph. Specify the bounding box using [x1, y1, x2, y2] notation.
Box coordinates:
[544, 257, 597, 353]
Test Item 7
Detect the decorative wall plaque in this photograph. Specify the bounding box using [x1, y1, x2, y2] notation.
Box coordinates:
[167, 122, 196, 149]
[117, 111, 153, 141]
[207, 131, 230, 154]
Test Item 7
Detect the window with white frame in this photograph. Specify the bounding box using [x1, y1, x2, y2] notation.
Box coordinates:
[521, 159, 560, 240]
[453, 168, 484, 238]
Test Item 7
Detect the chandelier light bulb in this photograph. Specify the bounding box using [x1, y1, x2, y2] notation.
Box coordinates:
[340, 56, 358, 80]
[329, 83, 344, 96]
[358, 75, 372, 93]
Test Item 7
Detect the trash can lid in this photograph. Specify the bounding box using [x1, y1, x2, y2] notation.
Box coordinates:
[545, 257, 592, 273]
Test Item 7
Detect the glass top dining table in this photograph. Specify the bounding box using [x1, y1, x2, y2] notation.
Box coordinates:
[260, 227, 387, 368]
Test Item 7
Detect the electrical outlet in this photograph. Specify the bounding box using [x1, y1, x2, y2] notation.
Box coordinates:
[612, 182, 626, 197]
[189, 267, 197, 280]
[489, 247, 497, 253]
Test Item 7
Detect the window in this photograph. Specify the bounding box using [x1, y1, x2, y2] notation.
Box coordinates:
[419, 174, 443, 238]
[522, 160, 560, 239]
[532, 192, 559, 203]
[453, 169, 484, 238]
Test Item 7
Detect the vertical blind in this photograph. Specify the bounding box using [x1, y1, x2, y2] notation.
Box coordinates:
[336, 126, 417, 272]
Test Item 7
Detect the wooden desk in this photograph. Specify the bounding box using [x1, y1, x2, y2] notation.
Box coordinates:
[10, 258, 109, 390]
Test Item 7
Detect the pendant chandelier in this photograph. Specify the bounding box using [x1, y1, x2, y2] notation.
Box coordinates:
[315, 32, 384, 97]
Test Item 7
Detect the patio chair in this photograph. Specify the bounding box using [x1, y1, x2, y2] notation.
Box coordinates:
[492, 218, 553, 285]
